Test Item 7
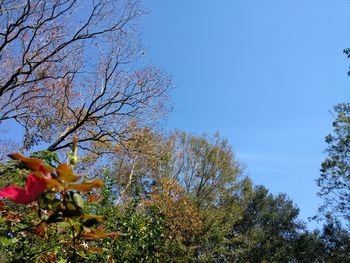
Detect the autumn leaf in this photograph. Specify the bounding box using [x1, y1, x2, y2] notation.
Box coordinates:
[82, 228, 122, 240]
[67, 180, 104, 192]
[33, 222, 48, 238]
[56, 163, 80, 183]
[4, 212, 22, 222]
[9, 153, 54, 174]
[45, 178, 63, 191]
[87, 194, 102, 203]
[0, 173, 47, 204]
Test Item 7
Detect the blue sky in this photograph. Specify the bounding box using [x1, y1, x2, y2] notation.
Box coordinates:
[140, 0, 350, 228]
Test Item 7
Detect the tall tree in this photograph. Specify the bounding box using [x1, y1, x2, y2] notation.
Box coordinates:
[227, 186, 304, 263]
[168, 131, 243, 209]
[316, 103, 350, 220]
[0, 0, 171, 156]
[320, 216, 350, 262]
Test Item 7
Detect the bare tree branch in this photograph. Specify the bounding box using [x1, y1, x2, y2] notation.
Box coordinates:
[0, 0, 172, 159]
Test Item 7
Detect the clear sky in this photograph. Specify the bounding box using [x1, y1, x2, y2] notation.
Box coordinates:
[140, 0, 350, 229]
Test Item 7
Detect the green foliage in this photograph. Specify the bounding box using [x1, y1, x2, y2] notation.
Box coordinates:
[344, 48, 350, 75]
[317, 103, 350, 220]
[228, 186, 303, 262]
[293, 231, 325, 263]
[110, 203, 166, 263]
[0, 154, 116, 262]
[86, 171, 169, 263]
[193, 183, 309, 262]
[0, 162, 28, 188]
[30, 150, 60, 167]
[0, 131, 348, 262]
[320, 216, 350, 262]
[294, 217, 350, 263]
[171, 131, 242, 209]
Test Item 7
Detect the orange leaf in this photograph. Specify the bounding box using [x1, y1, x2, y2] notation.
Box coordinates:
[56, 164, 80, 183]
[45, 178, 62, 191]
[9, 153, 53, 174]
[67, 180, 104, 192]
[87, 194, 102, 203]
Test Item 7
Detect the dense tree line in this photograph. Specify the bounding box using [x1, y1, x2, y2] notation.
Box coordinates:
[1, 130, 350, 262]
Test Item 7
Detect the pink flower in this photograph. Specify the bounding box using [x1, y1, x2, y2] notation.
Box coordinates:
[0, 173, 47, 204]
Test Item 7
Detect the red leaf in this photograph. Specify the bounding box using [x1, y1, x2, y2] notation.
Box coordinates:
[0, 174, 47, 204]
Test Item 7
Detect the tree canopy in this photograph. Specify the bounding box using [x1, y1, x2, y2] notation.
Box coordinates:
[0, 0, 171, 159]
[317, 103, 350, 221]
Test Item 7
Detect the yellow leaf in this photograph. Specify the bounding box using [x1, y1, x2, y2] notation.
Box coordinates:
[56, 164, 80, 183]
[67, 180, 104, 192]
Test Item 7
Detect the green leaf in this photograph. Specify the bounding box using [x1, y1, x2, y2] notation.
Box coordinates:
[58, 258, 68, 263]
[72, 192, 84, 210]
[0, 236, 15, 246]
